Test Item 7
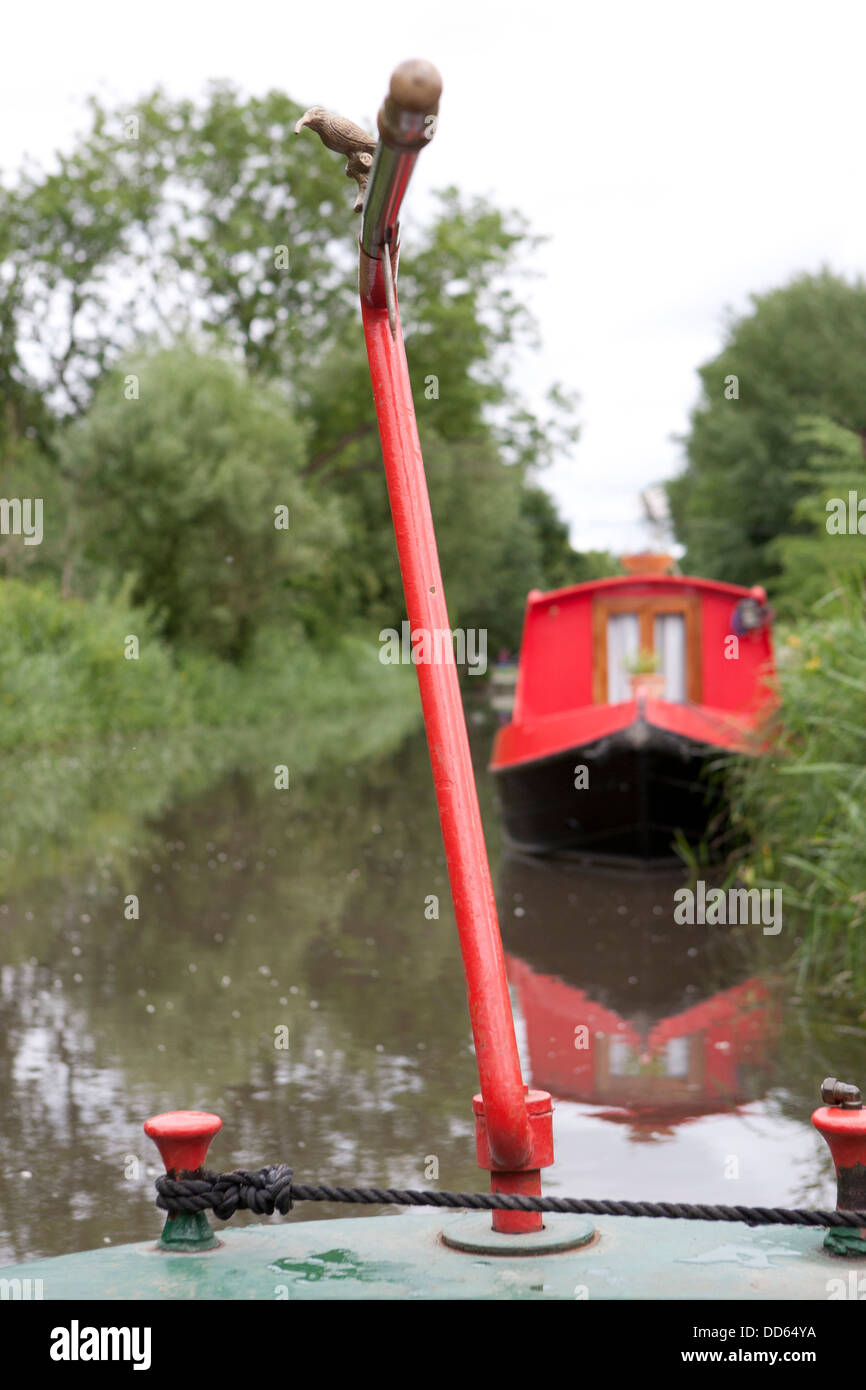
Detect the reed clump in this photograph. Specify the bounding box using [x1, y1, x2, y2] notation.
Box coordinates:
[726, 596, 866, 994]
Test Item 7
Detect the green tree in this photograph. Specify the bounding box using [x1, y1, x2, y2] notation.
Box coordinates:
[3, 85, 573, 453]
[3, 86, 358, 414]
[668, 270, 866, 586]
[769, 417, 866, 611]
[516, 486, 621, 591]
[58, 346, 345, 659]
[2, 83, 587, 651]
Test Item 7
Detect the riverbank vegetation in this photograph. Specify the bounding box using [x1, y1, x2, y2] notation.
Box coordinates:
[670, 272, 866, 993]
[0, 585, 421, 892]
[0, 85, 614, 794]
[726, 597, 866, 994]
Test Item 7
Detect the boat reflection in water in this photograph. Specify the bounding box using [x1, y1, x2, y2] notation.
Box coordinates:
[498, 855, 780, 1140]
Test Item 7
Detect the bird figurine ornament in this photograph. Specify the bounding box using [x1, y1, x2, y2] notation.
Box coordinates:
[294, 106, 377, 212]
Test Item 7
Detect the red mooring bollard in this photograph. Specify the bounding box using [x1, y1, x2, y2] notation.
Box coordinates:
[812, 1078, 866, 1256]
[144, 1111, 222, 1252]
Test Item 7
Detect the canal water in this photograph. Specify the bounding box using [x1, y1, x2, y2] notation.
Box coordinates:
[0, 715, 858, 1263]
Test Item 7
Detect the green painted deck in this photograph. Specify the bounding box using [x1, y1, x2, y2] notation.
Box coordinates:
[1, 1212, 853, 1300]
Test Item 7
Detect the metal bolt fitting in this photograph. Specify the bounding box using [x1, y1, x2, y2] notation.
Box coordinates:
[821, 1078, 863, 1109]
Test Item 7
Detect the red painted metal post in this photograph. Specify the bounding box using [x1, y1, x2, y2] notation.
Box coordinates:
[290, 57, 554, 1233]
[362, 295, 532, 1164]
[355, 62, 558, 1228]
[361, 295, 554, 1224]
[354, 59, 553, 1232]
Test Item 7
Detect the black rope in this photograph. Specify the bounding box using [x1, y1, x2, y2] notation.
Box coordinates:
[155, 1168, 866, 1229]
[157, 1167, 295, 1221]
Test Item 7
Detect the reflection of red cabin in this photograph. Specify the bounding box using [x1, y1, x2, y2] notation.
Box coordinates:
[490, 564, 777, 859]
[506, 953, 777, 1129]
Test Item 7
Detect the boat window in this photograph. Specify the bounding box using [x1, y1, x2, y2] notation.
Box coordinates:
[665, 1035, 691, 1077]
[606, 613, 639, 703]
[608, 1035, 634, 1075]
[654, 613, 686, 702]
[592, 591, 701, 704]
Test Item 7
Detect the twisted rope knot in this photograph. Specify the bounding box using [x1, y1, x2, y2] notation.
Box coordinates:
[156, 1166, 293, 1220]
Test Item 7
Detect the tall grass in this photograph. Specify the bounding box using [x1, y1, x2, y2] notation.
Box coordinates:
[725, 596, 866, 993]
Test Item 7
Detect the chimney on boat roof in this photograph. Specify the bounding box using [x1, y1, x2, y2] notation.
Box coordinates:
[620, 553, 676, 576]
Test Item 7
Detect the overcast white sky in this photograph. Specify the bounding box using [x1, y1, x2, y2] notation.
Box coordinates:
[3, 0, 865, 554]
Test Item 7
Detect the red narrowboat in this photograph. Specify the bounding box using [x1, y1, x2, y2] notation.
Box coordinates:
[490, 555, 776, 860]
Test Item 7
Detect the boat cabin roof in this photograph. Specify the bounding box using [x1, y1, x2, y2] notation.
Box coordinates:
[524, 572, 761, 609]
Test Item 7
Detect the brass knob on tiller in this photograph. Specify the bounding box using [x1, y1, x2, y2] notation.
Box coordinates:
[378, 59, 442, 148]
[359, 59, 443, 308]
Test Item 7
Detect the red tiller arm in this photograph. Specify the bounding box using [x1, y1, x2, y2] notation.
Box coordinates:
[357, 61, 535, 1174]
[362, 296, 531, 1170]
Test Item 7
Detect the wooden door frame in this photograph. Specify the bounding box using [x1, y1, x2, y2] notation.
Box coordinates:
[592, 591, 701, 704]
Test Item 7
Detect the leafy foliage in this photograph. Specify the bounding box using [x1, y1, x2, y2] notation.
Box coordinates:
[768, 417, 866, 612]
[3, 86, 358, 413]
[668, 271, 866, 586]
[0, 579, 189, 749]
[57, 346, 344, 658]
[0, 83, 606, 659]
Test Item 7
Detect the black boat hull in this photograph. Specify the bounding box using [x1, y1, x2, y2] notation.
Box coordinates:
[491, 722, 725, 861]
